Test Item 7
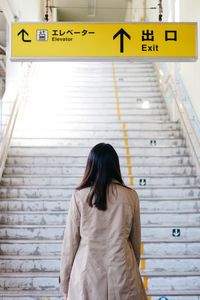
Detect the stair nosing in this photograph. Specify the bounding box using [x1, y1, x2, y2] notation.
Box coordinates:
[0, 210, 199, 214]
[1, 255, 199, 260]
[1, 290, 200, 296]
[2, 174, 197, 179]
[0, 197, 198, 201]
[6, 154, 191, 158]
[0, 224, 199, 228]
[1, 238, 199, 243]
[0, 185, 198, 189]
[0, 271, 199, 277]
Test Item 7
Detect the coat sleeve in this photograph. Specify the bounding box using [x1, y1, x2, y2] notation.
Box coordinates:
[59, 191, 81, 294]
[129, 190, 141, 267]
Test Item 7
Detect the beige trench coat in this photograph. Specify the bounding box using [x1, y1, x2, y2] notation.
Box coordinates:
[59, 180, 147, 300]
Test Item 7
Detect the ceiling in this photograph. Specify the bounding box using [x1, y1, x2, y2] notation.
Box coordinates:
[53, 0, 129, 22]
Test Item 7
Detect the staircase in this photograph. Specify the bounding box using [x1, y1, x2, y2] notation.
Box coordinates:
[0, 62, 200, 300]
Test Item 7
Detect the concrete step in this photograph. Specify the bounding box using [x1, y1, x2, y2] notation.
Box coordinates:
[0, 290, 199, 300]
[0, 271, 199, 291]
[0, 211, 200, 226]
[54, 76, 159, 83]
[0, 224, 199, 240]
[149, 292, 200, 300]
[115, 64, 154, 70]
[144, 257, 200, 272]
[0, 240, 62, 256]
[115, 79, 161, 85]
[4, 162, 195, 173]
[14, 102, 166, 112]
[67, 70, 156, 75]
[21, 111, 167, 124]
[61, 72, 158, 78]
[0, 239, 199, 256]
[7, 145, 189, 157]
[57, 85, 161, 91]
[59, 77, 158, 83]
[67, 72, 158, 78]
[5, 155, 193, 166]
[14, 122, 180, 132]
[26, 96, 164, 103]
[67, 68, 157, 73]
[0, 255, 199, 273]
[111, 68, 157, 73]
[144, 240, 200, 256]
[1, 175, 199, 186]
[11, 129, 183, 139]
[0, 293, 199, 300]
[143, 211, 200, 226]
[44, 75, 158, 81]
[141, 199, 200, 212]
[14, 121, 181, 131]
[60, 75, 158, 80]
[0, 198, 199, 213]
[14, 114, 170, 123]
[32, 91, 165, 97]
[26, 94, 164, 101]
[18, 103, 167, 112]
[117, 81, 159, 86]
[0, 185, 199, 198]
[57, 91, 163, 97]
[2, 165, 197, 176]
[9, 137, 185, 147]
[77, 65, 154, 70]
[143, 271, 200, 290]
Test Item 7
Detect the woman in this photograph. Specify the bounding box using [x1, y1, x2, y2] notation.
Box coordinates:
[59, 143, 147, 300]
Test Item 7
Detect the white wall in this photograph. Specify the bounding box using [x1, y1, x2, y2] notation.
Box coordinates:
[132, 0, 145, 21]
[146, 0, 200, 120]
[178, 0, 200, 120]
[7, 0, 43, 21]
[145, 0, 175, 22]
[1, 0, 43, 91]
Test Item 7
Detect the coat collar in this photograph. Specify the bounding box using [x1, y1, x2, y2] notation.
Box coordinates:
[111, 179, 121, 184]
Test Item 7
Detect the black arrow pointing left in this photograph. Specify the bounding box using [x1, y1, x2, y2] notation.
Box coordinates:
[17, 29, 32, 42]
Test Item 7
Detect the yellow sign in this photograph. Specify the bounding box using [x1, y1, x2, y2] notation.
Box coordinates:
[11, 22, 198, 61]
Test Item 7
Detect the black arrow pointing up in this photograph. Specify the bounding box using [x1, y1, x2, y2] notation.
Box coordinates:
[17, 29, 32, 42]
[113, 28, 131, 53]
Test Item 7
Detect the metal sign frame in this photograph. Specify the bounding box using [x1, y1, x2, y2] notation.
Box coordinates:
[11, 22, 198, 62]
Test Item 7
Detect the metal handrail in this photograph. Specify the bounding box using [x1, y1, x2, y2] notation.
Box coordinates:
[168, 78, 200, 166]
[155, 63, 200, 175]
[0, 63, 31, 180]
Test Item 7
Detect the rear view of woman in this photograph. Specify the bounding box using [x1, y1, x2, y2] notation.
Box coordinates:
[59, 143, 147, 300]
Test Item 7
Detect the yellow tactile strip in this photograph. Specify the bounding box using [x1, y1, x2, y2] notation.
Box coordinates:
[112, 63, 150, 299]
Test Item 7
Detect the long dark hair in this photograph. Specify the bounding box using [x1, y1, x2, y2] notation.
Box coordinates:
[76, 143, 129, 211]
